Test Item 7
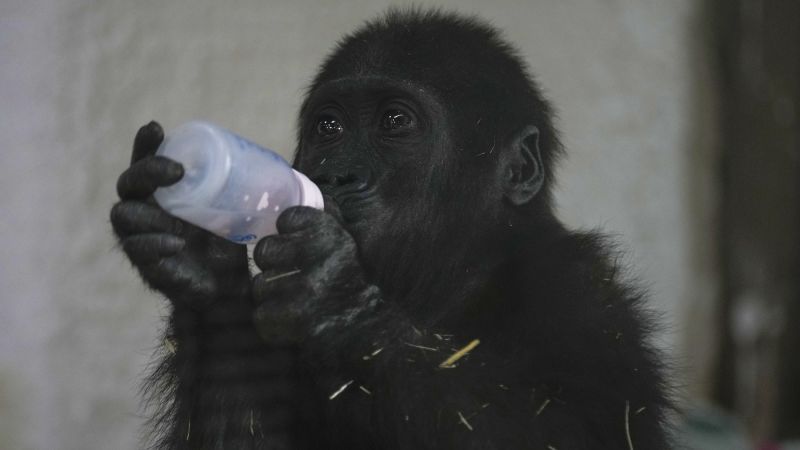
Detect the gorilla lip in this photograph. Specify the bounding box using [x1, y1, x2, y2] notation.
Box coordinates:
[325, 186, 376, 220]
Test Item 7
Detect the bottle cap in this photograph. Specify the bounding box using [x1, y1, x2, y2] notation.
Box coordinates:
[292, 169, 324, 210]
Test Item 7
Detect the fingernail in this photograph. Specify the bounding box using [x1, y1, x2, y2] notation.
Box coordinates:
[168, 161, 184, 180]
[146, 121, 164, 139]
[164, 235, 186, 252]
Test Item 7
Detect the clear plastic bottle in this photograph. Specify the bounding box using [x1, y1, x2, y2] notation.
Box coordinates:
[153, 121, 323, 244]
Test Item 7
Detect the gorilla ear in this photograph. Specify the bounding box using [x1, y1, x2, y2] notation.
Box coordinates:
[502, 125, 545, 205]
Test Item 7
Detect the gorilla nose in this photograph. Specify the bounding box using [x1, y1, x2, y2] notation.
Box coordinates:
[312, 167, 372, 196]
[319, 173, 361, 188]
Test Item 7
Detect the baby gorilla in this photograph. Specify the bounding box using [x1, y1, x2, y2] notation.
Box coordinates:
[112, 9, 672, 450]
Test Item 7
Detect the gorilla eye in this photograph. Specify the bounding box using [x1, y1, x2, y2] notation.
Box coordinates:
[381, 110, 414, 131]
[316, 117, 343, 139]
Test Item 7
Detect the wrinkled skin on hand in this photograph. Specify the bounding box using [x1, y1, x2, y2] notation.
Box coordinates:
[251, 206, 379, 345]
[110, 121, 250, 307]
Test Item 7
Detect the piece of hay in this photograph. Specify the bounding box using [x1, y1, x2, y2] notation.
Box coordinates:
[625, 400, 634, 450]
[405, 342, 439, 352]
[362, 347, 384, 360]
[535, 398, 551, 416]
[439, 339, 480, 368]
[329, 380, 354, 400]
[261, 269, 302, 284]
[457, 411, 473, 431]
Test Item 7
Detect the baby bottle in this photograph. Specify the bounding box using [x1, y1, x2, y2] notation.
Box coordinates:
[153, 121, 323, 244]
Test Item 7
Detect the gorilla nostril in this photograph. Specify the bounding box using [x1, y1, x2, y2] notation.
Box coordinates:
[337, 173, 360, 187]
[314, 172, 367, 190]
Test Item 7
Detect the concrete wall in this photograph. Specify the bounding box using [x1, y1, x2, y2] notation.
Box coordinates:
[0, 1, 718, 448]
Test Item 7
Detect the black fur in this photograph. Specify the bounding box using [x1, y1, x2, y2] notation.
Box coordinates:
[112, 8, 673, 449]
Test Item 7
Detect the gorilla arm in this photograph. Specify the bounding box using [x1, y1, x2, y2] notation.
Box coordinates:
[112, 122, 297, 449]
[251, 207, 575, 449]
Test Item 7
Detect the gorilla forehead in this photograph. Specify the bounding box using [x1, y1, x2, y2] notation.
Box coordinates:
[302, 76, 443, 114]
[300, 9, 562, 176]
[306, 9, 538, 117]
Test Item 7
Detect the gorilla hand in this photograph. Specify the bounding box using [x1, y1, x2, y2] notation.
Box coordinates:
[252, 206, 379, 344]
[110, 121, 250, 307]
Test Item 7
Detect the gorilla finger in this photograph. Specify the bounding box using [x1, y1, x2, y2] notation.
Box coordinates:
[253, 234, 306, 270]
[131, 121, 164, 163]
[111, 201, 185, 237]
[255, 230, 347, 271]
[141, 256, 217, 303]
[276, 207, 347, 252]
[116, 156, 184, 199]
[275, 206, 330, 234]
[121, 233, 186, 266]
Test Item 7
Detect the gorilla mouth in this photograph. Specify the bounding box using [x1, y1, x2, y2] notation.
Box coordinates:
[319, 183, 377, 225]
[333, 189, 376, 219]
[313, 171, 376, 217]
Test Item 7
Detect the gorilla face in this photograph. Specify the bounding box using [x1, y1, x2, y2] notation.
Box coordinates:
[286, 11, 555, 315]
[294, 77, 508, 303]
[295, 78, 448, 238]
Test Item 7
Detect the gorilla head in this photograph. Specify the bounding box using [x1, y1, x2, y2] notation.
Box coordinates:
[294, 11, 563, 312]
[114, 9, 671, 450]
